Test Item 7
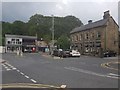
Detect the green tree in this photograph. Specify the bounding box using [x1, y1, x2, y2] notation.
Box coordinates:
[57, 35, 70, 50]
[43, 34, 51, 45]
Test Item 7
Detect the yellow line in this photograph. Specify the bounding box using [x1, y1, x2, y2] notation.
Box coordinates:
[101, 62, 119, 71]
[0, 83, 60, 88]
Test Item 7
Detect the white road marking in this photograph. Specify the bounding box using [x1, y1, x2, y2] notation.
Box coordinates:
[64, 67, 105, 77]
[25, 75, 29, 79]
[60, 85, 67, 88]
[17, 70, 20, 72]
[6, 68, 11, 71]
[108, 73, 120, 77]
[20, 72, 24, 75]
[64, 66, 119, 79]
[4, 66, 8, 69]
[30, 79, 37, 83]
[2, 62, 38, 83]
[12, 67, 17, 70]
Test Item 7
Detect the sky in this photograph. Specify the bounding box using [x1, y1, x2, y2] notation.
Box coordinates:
[1, 0, 120, 25]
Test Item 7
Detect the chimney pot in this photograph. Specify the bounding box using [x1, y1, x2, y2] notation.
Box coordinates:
[103, 10, 110, 19]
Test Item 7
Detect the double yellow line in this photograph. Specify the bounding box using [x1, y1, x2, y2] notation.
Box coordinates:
[0, 83, 60, 89]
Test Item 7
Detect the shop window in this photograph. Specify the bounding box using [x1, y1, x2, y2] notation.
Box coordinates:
[12, 39, 15, 41]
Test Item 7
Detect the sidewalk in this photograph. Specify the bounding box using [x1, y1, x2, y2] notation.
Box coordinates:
[0, 59, 6, 63]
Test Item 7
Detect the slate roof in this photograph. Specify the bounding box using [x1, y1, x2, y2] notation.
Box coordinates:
[5, 34, 37, 39]
[70, 18, 108, 34]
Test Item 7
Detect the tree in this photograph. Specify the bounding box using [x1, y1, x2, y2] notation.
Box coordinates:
[2, 14, 83, 46]
[43, 34, 51, 45]
[57, 35, 70, 50]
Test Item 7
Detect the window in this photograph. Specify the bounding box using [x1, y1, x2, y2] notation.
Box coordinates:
[7, 41, 10, 44]
[80, 34, 82, 40]
[91, 33, 94, 39]
[97, 32, 101, 38]
[74, 35, 77, 41]
[76, 35, 79, 41]
[12, 39, 15, 41]
[16, 39, 19, 41]
[85, 33, 89, 39]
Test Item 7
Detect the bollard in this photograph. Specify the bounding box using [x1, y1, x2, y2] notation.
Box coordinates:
[60, 85, 67, 88]
[20, 51, 23, 57]
[17, 51, 19, 56]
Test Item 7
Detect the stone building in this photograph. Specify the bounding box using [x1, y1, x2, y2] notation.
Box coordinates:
[70, 11, 119, 56]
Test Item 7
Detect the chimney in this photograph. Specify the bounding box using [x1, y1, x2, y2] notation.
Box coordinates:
[88, 20, 92, 24]
[103, 10, 110, 19]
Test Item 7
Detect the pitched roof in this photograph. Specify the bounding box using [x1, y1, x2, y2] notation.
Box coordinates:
[70, 18, 108, 34]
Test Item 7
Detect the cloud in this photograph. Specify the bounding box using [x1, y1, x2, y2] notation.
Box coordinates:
[2, 1, 118, 24]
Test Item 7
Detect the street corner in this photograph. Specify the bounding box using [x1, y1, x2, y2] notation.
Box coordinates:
[0, 59, 6, 64]
[101, 61, 120, 71]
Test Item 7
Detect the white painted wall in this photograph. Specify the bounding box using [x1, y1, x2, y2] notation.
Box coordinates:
[0, 46, 5, 53]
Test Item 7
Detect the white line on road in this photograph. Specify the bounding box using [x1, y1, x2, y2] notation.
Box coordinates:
[64, 67, 106, 77]
[108, 73, 120, 77]
[30, 79, 37, 83]
[17, 70, 20, 72]
[3, 62, 38, 84]
[64, 66, 119, 79]
[6, 68, 11, 71]
[20, 72, 24, 75]
[12, 67, 17, 70]
[25, 75, 29, 79]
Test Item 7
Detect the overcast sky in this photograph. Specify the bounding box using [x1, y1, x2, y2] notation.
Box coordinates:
[1, 0, 119, 24]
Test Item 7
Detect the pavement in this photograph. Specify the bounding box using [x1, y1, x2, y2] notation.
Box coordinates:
[1, 53, 119, 88]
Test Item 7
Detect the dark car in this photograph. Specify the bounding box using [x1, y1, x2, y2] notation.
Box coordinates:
[59, 50, 70, 58]
[103, 50, 116, 57]
[53, 49, 70, 58]
[53, 50, 59, 56]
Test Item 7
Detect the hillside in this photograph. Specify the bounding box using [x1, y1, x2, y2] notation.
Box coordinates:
[2, 14, 83, 48]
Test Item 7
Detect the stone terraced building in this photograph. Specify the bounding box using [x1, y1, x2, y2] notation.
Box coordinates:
[70, 11, 119, 56]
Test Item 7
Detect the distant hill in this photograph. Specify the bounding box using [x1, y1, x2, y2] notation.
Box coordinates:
[2, 14, 83, 46]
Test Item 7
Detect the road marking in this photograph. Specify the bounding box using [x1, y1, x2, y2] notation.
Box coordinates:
[30, 79, 37, 83]
[20, 72, 24, 75]
[2, 61, 38, 84]
[6, 68, 11, 71]
[101, 62, 119, 71]
[108, 73, 120, 77]
[12, 67, 17, 70]
[64, 66, 120, 79]
[64, 67, 106, 77]
[25, 75, 29, 79]
[17, 70, 20, 72]
[60, 85, 67, 88]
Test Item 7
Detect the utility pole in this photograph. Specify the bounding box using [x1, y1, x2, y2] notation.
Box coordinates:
[51, 15, 54, 56]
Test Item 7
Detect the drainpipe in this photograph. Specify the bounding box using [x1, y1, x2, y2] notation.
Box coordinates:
[104, 27, 107, 51]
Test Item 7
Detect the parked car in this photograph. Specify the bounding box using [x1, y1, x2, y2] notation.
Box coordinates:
[53, 50, 59, 56]
[103, 50, 116, 57]
[69, 50, 81, 57]
[23, 49, 32, 53]
[59, 50, 70, 58]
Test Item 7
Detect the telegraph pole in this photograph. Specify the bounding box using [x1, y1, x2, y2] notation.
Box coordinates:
[51, 15, 54, 56]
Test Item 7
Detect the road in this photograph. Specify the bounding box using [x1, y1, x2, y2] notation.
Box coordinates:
[1, 53, 119, 88]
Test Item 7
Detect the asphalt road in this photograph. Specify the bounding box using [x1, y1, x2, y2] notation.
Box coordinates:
[1, 53, 119, 88]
